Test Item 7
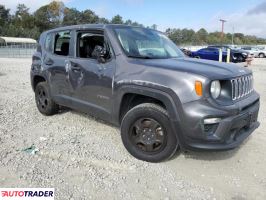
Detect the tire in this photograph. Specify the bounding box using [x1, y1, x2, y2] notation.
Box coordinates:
[121, 103, 178, 162]
[259, 53, 265, 58]
[35, 82, 59, 116]
[236, 55, 244, 63]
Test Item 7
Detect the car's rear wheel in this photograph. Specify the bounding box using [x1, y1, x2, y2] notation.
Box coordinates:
[259, 53, 265, 58]
[35, 82, 59, 116]
[121, 103, 178, 162]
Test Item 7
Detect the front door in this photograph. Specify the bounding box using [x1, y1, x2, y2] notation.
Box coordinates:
[66, 30, 115, 121]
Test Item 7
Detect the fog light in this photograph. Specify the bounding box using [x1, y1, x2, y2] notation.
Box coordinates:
[204, 118, 221, 124]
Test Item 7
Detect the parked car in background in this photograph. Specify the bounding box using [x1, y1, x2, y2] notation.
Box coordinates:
[240, 46, 266, 58]
[191, 47, 227, 61]
[208, 45, 248, 62]
[180, 48, 192, 57]
[191, 47, 244, 63]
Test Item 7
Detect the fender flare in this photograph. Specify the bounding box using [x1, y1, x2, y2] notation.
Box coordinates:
[113, 84, 186, 147]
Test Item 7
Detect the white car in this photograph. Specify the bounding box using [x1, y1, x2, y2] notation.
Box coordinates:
[241, 46, 266, 58]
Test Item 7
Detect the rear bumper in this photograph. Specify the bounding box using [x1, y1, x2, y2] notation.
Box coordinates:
[174, 93, 260, 151]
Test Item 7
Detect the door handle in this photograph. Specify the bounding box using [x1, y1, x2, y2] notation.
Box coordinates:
[44, 58, 54, 65]
[70, 63, 81, 72]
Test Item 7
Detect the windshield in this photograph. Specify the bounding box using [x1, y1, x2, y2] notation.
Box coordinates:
[113, 27, 184, 59]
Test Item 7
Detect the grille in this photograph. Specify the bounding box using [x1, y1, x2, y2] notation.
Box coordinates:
[231, 75, 253, 101]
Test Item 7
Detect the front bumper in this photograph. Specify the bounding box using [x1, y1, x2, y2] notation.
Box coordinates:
[175, 92, 260, 151]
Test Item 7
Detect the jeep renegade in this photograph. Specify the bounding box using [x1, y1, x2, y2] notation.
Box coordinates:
[31, 25, 260, 162]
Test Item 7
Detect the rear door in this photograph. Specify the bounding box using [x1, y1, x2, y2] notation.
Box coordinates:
[197, 48, 210, 59]
[198, 48, 219, 60]
[43, 30, 74, 106]
[208, 48, 219, 60]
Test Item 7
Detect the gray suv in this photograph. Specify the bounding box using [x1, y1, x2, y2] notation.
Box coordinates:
[31, 24, 260, 162]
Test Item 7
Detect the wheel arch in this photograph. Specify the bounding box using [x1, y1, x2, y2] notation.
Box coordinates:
[114, 85, 182, 125]
[259, 52, 265, 57]
[33, 75, 46, 91]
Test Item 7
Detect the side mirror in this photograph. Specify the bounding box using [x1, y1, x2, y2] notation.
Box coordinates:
[93, 45, 107, 63]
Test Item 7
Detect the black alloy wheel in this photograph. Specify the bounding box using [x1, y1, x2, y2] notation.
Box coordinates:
[121, 103, 178, 162]
[130, 117, 166, 153]
[35, 82, 59, 115]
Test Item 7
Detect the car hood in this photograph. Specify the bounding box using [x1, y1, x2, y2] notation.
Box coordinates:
[130, 57, 252, 80]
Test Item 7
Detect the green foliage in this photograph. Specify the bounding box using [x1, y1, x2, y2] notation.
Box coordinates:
[0, 0, 265, 45]
[80, 9, 99, 24]
[0, 5, 10, 26]
[166, 28, 266, 45]
[63, 8, 81, 25]
[111, 15, 123, 24]
[34, 1, 65, 32]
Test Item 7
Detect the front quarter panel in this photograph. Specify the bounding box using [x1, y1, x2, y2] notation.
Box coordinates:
[112, 56, 208, 126]
[114, 56, 207, 104]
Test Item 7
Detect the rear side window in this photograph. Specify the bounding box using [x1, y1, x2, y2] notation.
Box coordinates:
[54, 31, 70, 56]
[201, 48, 211, 52]
[208, 48, 218, 52]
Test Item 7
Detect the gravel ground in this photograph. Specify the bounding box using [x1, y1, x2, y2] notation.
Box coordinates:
[0, 58, 266, 200]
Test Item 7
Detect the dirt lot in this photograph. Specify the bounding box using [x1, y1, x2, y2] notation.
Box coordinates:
[0, 58, 266, 200]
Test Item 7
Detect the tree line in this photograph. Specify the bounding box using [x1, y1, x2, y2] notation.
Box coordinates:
[166, 28, 266, 45]
[0, 1, 265, 45]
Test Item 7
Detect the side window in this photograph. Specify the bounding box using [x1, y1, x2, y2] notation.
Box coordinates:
[54, 31, 70, 56]
[209, 48, 217, 52]
[77, 32, 110, 60]
[45, 33, 53, 52]
[202, 48, 210, 52]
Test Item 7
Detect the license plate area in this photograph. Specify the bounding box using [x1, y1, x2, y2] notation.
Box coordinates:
[231, 111, 257, 130]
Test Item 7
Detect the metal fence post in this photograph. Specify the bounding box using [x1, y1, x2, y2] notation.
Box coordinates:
[227, 48, 231, 63]
[219, 49, 223, 62]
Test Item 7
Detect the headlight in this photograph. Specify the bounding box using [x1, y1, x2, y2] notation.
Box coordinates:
[210, 81, 221, 99]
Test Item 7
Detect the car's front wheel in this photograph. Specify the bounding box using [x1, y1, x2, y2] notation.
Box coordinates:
[121, 103, 178, 162]
[35, 82, 59, 116]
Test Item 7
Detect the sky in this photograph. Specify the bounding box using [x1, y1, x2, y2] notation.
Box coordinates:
[1, 0, 266, 38]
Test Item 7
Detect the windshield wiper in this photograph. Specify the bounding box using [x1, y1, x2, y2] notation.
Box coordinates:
[128, 55, 153, 59]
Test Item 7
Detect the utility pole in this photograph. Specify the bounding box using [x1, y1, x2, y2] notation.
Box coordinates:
[232, 26, 235, 46]
[220, 19, 227, 41]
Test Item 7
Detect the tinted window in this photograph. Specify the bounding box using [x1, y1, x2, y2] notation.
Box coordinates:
[210, 48, 218, 52]
[54, 31, 70, 56]
[199, 48, 208, 52]
[201, 48, 216, 52]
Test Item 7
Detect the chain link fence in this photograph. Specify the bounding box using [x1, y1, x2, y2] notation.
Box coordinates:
[0, 44, 37, 58]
